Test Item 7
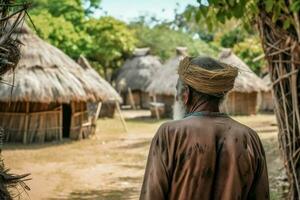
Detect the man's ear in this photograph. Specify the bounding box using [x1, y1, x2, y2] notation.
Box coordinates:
[182, 85, 190, 105]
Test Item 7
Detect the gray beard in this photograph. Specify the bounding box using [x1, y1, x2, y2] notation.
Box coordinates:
[173, 98, 187, 120]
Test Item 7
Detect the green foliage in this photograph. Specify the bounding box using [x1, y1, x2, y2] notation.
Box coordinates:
[26, 0, 137, 80]
[30, 0, 84, 25]
[220, 28, 246, 48]
[185, 0, 300, 39]
[27, 0, 99, 58]
[30, 10, 88, 58]
[233, 37, 265, 75]
[85, 17, 136, 78]
[131, 23, 218, 61]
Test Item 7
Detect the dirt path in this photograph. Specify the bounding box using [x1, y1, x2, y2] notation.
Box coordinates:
[2, 113, 282, 199]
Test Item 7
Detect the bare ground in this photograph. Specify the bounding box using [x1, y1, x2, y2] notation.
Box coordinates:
[2, 111, 283, 200]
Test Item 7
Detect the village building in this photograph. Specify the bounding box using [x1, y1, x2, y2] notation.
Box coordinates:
[114, 48, 162, 109]
[219, 49, 268, 115]
[259, 74, 274, 112]
[77, 56, 121, 118]
[0, 25, 121, 143]
[147, 47, 187, 117]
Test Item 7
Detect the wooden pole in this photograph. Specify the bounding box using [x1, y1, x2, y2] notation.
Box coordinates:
[23, 102, 29, 144]
[115, 100, 128, 133]
[128, 88, 136, 110]
[92, 102, 102, 135]
[153, 94, 160, 120]
[59, 105, 63, 141]
[94, 102, 102, 124]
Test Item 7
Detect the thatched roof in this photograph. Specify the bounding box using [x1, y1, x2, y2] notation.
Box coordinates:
[77, 56, 121, 102]
[219, 49, 268, 93]
[0, 25, 121, 103]
[147, 52, 186, 96]
[147, 48, 267, 96]
[114, 48, 162, 92]
[263, 74, 272, 90]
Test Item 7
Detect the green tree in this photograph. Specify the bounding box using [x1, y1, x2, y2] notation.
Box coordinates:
[220, 28, 246, 48]
[30, 10, 89, 58]
[131, 22, 219, 61]
[26, 0, 100, 58]
[233, 37, 265, 74]
[85, 16, 136, 80]
[185, 1, 300, 198]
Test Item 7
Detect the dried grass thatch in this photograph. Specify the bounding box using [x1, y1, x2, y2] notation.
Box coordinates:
[0, 0, 29, 76]
[0, 2, 31, 199]
[114, 48, 162, 92]
[77, 55, 121, 118]
[146, 48, 187, 117]
[219, 49, 268, 115]
[0, 24, 121, 103]
[0, 25, 121, 143]
[147, 50, 186, 96]
[218, 49, 268, 93]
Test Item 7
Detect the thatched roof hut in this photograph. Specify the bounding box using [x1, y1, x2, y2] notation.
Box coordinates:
[259, 74, 274, 112]
[77, 56, 121, 118]
[0, 25, 121, 143]
[219, 49, 267, 115]
[114, 48, 162, 108]
[147, 47, 188, 117]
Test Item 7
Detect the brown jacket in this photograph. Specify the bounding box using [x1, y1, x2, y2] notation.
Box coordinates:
[140, 114, 269, 200]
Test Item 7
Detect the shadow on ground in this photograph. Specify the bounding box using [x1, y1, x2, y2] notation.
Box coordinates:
[3, 139, 74, 150]
[125, 116, 167, 124]
[49, 188, 139, 200]
[117, 139, 150, 149]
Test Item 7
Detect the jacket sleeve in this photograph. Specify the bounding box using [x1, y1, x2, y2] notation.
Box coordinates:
[248, 144, 270, 199]
[139, 128, 170, 200]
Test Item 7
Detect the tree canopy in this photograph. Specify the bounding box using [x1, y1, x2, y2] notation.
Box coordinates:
[184, 0, 300, 39]
[130, 20, 219, 61]
[85, 17, 136, 79]
[26, 0, 136, 80]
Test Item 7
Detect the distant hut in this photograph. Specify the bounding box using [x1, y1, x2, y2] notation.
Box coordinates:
[259, 74, 274, 112]
[114, 48, 162, 109]
[0, 25, 121, 143]
[147, 47, 188, 117]
[77, 56, 121, 118]
[219, 49, 267, 115]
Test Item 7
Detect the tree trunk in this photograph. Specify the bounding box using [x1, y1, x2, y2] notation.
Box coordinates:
[257, 11, 300, 199]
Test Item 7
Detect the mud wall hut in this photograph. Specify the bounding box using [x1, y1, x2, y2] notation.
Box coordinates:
[219, 49, 267, 115]
[147, 47, 188, 117]
[259, 74, 274, 112]
[0, 25, 121, 143]
[114, 48, 162, 109]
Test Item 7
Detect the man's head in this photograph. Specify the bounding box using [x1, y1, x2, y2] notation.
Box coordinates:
[173, 56, 238, 120]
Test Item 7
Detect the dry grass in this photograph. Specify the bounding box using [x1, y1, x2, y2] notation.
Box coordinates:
[2, 112, 283, 200]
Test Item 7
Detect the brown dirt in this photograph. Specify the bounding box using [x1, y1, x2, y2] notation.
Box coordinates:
[2, 111, 283, 199]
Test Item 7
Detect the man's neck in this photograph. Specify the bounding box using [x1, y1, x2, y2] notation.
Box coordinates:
[186, 100, 220, 114]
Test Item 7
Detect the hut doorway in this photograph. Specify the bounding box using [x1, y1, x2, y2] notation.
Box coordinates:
[62, 104, 72, 138]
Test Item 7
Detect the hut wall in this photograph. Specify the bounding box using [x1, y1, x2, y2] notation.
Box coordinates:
[141, 92, 151, 109]
[70, 101, 91, 140]
[155, 94, 175, 118]
[221, 92, 258, 115]
[123, 90, 150, 109]
[259, 91, 274, 112]
[125, 90, 141, 109]
[0, 102, 61, 143]
[99, 101, 116, 118]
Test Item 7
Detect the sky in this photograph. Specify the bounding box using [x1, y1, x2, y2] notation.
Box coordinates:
[94, 0, 199, 22]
